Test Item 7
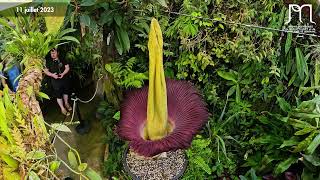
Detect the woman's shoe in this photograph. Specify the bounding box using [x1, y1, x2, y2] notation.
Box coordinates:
[61, 109, 70, 116]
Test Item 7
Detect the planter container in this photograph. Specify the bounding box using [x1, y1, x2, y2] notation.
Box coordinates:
[122, 147, 188, 180]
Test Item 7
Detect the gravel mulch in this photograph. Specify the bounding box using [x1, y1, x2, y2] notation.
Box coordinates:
[124, 149, 187, 180]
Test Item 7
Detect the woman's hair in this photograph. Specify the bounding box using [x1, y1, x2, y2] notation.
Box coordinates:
[50, 48, 58, 53]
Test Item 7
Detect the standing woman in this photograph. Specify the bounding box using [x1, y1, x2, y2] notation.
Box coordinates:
[44, 48, 72, 116]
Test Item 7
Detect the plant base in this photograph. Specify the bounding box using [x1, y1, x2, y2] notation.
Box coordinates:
[123, 148, 187, 180]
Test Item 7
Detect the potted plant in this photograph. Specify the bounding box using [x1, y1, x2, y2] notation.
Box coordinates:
[117, 18, 209, 179]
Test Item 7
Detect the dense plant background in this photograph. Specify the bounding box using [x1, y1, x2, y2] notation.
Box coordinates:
[91, 0, 320, 179]
[2, 0, 320, 179]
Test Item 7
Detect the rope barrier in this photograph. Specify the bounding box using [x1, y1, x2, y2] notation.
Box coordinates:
[133, 9, 320, 38]
[69, 75, 104, 123]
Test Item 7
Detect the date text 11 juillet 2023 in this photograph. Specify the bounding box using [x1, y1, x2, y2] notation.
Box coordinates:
[16, 5, 54, 14]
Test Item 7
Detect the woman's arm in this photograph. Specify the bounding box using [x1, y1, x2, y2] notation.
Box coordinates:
[44, 68, 58, 79]
[60, 64, 70, 78]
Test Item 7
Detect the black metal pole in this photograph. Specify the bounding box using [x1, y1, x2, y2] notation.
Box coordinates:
[71, 93, 90, 135]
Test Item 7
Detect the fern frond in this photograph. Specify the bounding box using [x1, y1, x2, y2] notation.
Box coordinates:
[13, 106, 25, 126]
[126, 57, 137, 69]
[11, 125, 25, 152]
[105, 58, 148, 89]
[8, 145, 26, 162]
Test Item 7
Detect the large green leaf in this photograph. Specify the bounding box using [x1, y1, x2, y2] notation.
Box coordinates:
[288, 71, 297, 86]
[1, 154, 18, 169]
[294, 127, 315, 136]
[248, 168, 258, 180]
[302, 154, 320, 166]
[217, 70, 237, 83]
[277, 97, 291, 112]
[68, 150, 78, 169]
[26, 150, 46, 160]
[293, 132, 316, 152]
[114, 35, 123, 55]
[51, 123, 71, 133]
[80, 14, 97, 31]
[78, 163, 88, 172]
[194, 156, 212, 174]
[114, 14, 122, 26]
[315, 61, 320, 88]
[236, 84, 241, 103]
[28, 171, 40, 180]
[81, 0, 97, 6]
[84, 168, 102, 180]
[99, 11, 113, 26]
[60, 36, 80, 44]
[57, 28, 77, 38]
[300, 86, 320, 96]
[49, 161, 61, 172]
[0, 101, 13, 143]
[306, 133, 320, 154]
[280, 137, 299, 148]
[0, 18, 14, 31]
[239, 176, 248, 180]
[3, 167, 20, 180]
[285, 33, 292, 55]
[117, 26, 130, 52]
[80, 14, 91, 27]
[217, 136, 227, 159]
[274, 157, 297, 175]
[292, 112, 320, 119]
[3, 89, 14, 123]
[114, 26, 130, 55]
[295, 48, 306, 80]
[252, 135, 282, 145]
[286, 51, 293, 75]
[38, 92, 50, 100]
[227, 85, 236, 97]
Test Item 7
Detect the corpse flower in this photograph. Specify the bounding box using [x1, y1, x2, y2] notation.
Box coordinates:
[117, 18, 209, 157]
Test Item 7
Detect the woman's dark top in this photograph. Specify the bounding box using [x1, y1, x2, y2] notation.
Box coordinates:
[45, 58, 71, 97]
[45, 58, 69, 86]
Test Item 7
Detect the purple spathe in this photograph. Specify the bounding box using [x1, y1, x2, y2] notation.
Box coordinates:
[116, 79, 209, 157]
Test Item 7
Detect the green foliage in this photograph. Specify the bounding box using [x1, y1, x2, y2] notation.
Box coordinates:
[64, 32, 103, 83]
[0, 87, 102, 179]
[0, 13, 79, 70]
[31, 0, 320, 179]
[97, 101, 129, 179]
[0, 5, 100, 180]
[183, 135, 213, 179]
[105, 57, 148, 89]
[67, 0, 132, 55]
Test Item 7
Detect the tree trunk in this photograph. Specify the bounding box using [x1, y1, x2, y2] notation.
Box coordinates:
[100, 25, 122, 109]
[18, 68, 42, 117]
[17, 58, 48, 150]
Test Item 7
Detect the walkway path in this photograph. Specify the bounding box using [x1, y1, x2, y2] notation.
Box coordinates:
[42, 86, 107, 179]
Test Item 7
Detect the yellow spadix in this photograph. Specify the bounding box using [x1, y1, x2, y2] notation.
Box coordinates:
[144, 18, 171, 140]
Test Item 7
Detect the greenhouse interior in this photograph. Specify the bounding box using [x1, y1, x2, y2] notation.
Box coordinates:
[1, 0, 320, 179]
